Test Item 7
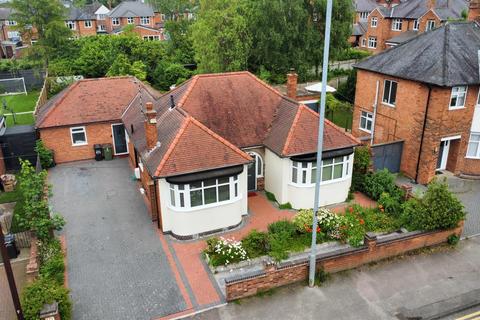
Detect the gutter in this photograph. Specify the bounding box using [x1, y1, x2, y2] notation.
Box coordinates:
[415, 85, 432, 183]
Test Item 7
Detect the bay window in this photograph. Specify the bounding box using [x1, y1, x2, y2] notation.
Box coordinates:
[291, 155, 351, 186]
[169, 175, 239, 209]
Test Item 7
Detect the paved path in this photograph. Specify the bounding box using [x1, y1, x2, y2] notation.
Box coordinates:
[0, 254, 28, 320]
[192, 237, 480, 320]
[49, 159, 186, 320]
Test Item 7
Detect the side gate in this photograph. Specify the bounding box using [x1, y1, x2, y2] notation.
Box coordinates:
[0, 125, 37, 171]
[371, 140, 404, 173]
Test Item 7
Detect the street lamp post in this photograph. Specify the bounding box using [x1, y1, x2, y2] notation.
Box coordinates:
[308, 0, 334, 287]
[0, 226, 24, 320]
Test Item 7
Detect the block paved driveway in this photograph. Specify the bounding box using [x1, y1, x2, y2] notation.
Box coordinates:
[49, 159, 187, 320]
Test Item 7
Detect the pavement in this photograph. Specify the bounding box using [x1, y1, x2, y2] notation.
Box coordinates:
[190, 236, 480, 320]
[49, 159, 186, 320]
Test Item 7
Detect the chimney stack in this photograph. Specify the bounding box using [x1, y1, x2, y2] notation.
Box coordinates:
[427, 0, 436, 10]
[286, 69, 298, 99]
[468, 0, 480, 22]
[144, 102, 158, 151]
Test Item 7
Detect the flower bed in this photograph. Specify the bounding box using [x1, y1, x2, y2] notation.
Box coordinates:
[204, 177, 465, 268]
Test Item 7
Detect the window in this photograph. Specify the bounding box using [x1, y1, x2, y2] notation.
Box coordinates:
[84, 20, 92, 28]
[98, 24, 106, 31]
[70, 127, 87, 146]
[359, 12, 369, 20]
[368, 37, 377, 48]
[371, 17, 377, 28]
[413, 19, 419, 31]
[291, 156, 351, 185]
[426, 20, 435, 31]
[382, 80, 398, 106]
[169, 175, 239, 209]
[361, 37, 366, 47]
[391, 18, 402, 31]
[7, 31, 19, 39]
[360, 111, 374, 132]
[467, 133, 480, 158]
[6, 20, 16, 26]
[140, 16, 150, 25]
[143, 35, 160, 41]
[161, 14, 166, 21]
[477, 89, 480, 105]
[112, 18, 120, 26]
[449, 86, 467, 109]
[66, 21, 76, 30]
[97, 14, 106, 20]
[127, 17, 134, 24]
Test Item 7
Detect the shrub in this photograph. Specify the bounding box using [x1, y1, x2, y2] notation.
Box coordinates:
[293, 209, 314, 233]
[317, 208, 342, 235]
[351, 146, 371, 192]
[363, 169, 397, 200]
[349, 205, 399, 233]
[35, 140, 54, 169]
[447, 234, 460, 246]
[39, 239, 65, 285]
[267, 220, 296, 237]
[268, 232, 291, 261]
[21, 277, 71, 320]
[204, 237, 249, 267]
[265, 191, 277, 202]
[400, 179, 465, 231]
[278, 202, 293, 210]
[242, 230, 269, 258]
[378, 191, 404, 216]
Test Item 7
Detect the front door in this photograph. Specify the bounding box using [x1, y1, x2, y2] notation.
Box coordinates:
[112, 124, 128, 155]
[247, 162, 256, 191]
[436, 140, 450, 170]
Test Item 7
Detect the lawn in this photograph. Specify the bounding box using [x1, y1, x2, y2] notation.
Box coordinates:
[0, 90, 40, 126]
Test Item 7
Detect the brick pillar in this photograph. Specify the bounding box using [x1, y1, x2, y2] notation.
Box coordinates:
[364, 232, 377, 252]
[399, 184, 413, 200]
[468, 0, 480, 22]
[39, 302, 61, 320]
[286, 70, 298, 99]
[26, 234, 39, 283]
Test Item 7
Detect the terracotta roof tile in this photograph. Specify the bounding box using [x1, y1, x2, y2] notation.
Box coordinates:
[36, 77, 143, 128]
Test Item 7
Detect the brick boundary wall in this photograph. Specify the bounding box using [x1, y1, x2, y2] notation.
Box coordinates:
[26, 233, 39, 283]
[225, 222, 464, 301]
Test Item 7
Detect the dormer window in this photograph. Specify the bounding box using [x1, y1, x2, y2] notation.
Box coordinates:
[140, 16, 150, 25]
[391, 19, 402, 31]
[413, 19, 419, 31]
[359, 12, 369, 20]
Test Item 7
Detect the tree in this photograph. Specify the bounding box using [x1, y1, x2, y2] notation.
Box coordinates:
[152, 61, 191, 90]
[165, 19, 195, 64]
[146, 0, 198, 19]
[11, 0, 71, 64]
[191, 0, 252, 73]
[106, 54, 131, 77]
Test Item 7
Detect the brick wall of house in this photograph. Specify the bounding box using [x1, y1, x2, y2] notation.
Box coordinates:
[226, 222, 463, 301]
[132, 26, 164, 40]
[353, 70, 480, 183]
[76, 20, 98, 37]
[417, 10, 441, 33]
[39, 122, 117, 164]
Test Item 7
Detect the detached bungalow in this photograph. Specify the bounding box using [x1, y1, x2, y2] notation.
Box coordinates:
[36, 72, 360, 239]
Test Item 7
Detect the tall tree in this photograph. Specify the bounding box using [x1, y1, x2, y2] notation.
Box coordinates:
[165, 19, 195, 64]
[11, 0, 71, 64]
[146, 0, 198, 19]
[190, 0, 251, 73]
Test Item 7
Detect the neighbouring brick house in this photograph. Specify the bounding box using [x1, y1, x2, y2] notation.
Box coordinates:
[64, 1, 110, 37]
[352, 21, 480, 184]
[0, 7, 27, 58]
[36, 72, 360, 239]
[350, 0, 468, 53]
[35, 77, 159, 163]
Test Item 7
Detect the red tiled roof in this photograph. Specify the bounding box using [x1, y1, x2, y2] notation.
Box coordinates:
[36, 77, 143, 128]
[155, 116, 252, 177]
[282, 105, 360, 156]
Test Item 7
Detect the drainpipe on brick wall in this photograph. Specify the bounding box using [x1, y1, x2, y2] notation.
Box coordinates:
[415, 85, 432, 183]
[370, 80, 380, 145]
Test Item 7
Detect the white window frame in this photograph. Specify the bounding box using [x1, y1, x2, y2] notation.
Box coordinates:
[143, 35, 160, 41]
[449, 86, 468, 110]
[98, 24, 106, 31]
[7, 31, 19, 39]
[413, 19, 419, 31]
[382, 79, 398, 106]
[371, 17, 378, 28]
[477, 89, 480, 106]
[127, 17, 135, 24]
[247, 151, 264, 177]
[112, 18, 120, 26]
[6, 20, 17, 26]
[84, 20, 92, 28]
[169, 175, 240, 210]
[368, 37, 377, 49]
[359, 12, 369, 20]
[359, 111, 374, 133]
[466, 132, 480, 159]
[66, 21, 76, 30]
[361, 37, 366, 47]
[290, 155, 351, 187]
[70, 126, 88, 146]
[391, 18, 402, 31]
[97, 14, 106, 21]
[140, 16, 150, 25]
[426, 20, 435, 31]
